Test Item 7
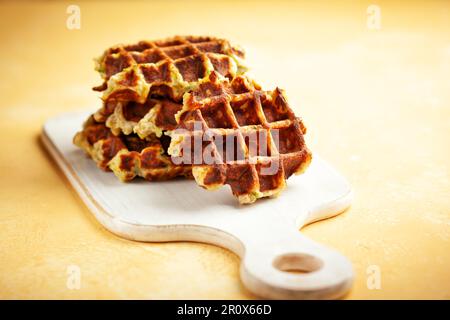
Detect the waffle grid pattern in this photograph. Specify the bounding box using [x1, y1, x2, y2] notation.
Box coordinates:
[99, 74, 257, 140]
[169, 73, 311, 203]
[95, 36, 247, 104]
[103, 99, 183, 139]
[74, 116, 191, 182]
[73, 36, 311, 203]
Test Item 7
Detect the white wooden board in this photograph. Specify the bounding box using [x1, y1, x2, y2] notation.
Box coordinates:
[42, 111, 354, 299]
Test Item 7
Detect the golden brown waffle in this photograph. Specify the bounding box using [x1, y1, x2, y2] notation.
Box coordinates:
[74, 116, 191, 181]
[94, 36, 247, 104]
[94, 74, 259, 141]
[168, 72, 312, 204]
[73, 36, 311, 203]
[95, 98, 183, 139]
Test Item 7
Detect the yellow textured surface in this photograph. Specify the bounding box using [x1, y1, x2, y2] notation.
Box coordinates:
[0, 0, 449, 299]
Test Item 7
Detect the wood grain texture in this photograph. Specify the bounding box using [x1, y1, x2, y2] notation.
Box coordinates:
[0, 0, 449, 299]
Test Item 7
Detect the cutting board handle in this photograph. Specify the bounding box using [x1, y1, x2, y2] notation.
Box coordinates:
[42, 115, 354, 299]
[235, 214, 353, 299]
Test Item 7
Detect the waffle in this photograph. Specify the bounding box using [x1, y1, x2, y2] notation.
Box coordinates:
[73, 36, 312, 204]
[74, 115, 191, 181]
[93, 36, 247, 105]
[100, 98, 183, 139]
[95, 74, 259, 142]
[168, 72, 312, 204]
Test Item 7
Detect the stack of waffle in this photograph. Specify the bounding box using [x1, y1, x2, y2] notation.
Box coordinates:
[74, 36, 311, 204]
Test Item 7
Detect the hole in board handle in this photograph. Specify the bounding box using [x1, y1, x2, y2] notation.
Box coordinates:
[273, 253, 323, 274]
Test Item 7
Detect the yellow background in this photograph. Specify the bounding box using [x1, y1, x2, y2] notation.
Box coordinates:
[0, 0, 449, 299]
